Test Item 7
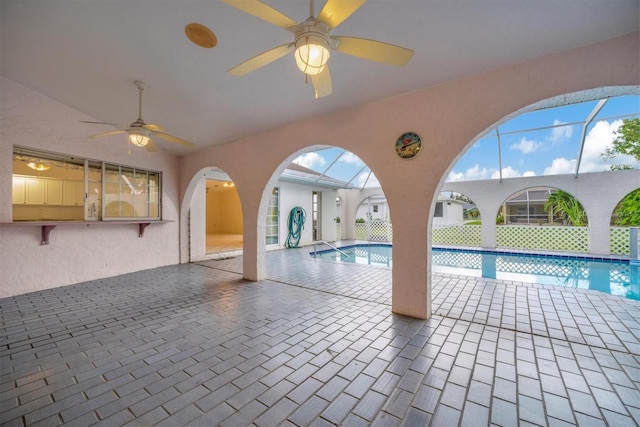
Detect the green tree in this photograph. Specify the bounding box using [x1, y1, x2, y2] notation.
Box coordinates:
[602, 117, 640, 170]
[544, 190, 587, 226]
[613, 189, 640, 226]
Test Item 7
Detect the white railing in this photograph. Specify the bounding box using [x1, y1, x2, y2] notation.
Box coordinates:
[313, 240, 349, 258]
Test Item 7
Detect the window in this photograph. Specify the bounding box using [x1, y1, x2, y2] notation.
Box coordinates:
[373, 204, 379, 213]
[104, 164, 160, 219]
[266, 187, 279, 245]
[434, 202, 443, 217]
[12, 148, 161, 221]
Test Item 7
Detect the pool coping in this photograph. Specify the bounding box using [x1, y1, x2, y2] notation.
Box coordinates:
[309, 243, 633, 264]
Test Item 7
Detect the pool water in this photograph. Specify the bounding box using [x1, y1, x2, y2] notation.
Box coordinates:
[311, 244, 640, 301]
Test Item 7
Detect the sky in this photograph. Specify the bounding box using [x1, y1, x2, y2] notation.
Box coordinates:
[293, 95, 639, 188]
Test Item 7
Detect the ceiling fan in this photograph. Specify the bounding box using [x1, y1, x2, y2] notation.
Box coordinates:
[222, 0, 414, 98]
[82, 81, 195, 152]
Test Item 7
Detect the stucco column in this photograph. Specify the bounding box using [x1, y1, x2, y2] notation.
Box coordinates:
[392, 218, 430, 319]
[482, 217, 497, 249]
[588, 214, 611, 255]
[476, 201, 497, 249]
[242, 220, 264, 282]
[241, 183, 268, 282]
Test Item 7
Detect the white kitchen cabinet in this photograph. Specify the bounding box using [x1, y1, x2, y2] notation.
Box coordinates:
[45, 179, 64, 205]
[13, 175, 67, 206]
[25, 177, 45, 205]
[12, 176, 26, 204]
[63, 180, 85, 206]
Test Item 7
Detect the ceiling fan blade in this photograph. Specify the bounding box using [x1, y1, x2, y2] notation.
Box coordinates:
[80, 120, 120, 126]
[221, 0, 299, 32]
[318, 0, 366, 30]
[311, 66, 332, 99]
[154, 132, 196, 149]
[87, 130, 126, 139]
[145, 138, 159, 152]
[228, 43, 294, 76]
[332, 36, 414, 66]
[143, 123, 166, 132]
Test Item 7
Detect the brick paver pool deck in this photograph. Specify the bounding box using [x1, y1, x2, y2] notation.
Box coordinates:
[1, 244, 639, 426]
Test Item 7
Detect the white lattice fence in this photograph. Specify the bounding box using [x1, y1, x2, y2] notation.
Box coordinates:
[497, 225, 589, 253]
[355, 222, 632, 255]
[432, 225, 481, 247]
[354, 221, 393, 241]
[610, 227, 630, 255]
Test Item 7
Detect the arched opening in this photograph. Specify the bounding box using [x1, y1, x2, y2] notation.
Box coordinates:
[260, 146, 384, 250]
[179, 166, 239, 263]
[610, 188, 640, 255]
[497, 187, 588, 252]
[431, 89, 639, 315]
[205, 169, 242, 257]
[257, 145, 390, 276]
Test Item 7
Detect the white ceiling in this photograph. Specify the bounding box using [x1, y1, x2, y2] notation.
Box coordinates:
[2, 0, 638, 155]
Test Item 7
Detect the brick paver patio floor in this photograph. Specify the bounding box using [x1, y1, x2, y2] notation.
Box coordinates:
[1, 245, 639, 426]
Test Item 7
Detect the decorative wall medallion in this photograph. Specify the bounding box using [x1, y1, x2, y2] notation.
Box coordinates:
[395, 131, 422, 159]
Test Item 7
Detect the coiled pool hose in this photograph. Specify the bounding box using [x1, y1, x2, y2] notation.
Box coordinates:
[285, 206, 306, 248]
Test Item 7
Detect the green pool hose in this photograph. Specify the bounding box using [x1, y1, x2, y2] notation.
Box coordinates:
[285, 206, 306, 248]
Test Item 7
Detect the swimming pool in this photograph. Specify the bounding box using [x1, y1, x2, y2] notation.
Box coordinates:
[311, 244, 640, 301]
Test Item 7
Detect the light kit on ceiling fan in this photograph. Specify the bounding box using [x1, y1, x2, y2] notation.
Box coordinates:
[221, 0, 414, 98]
[294, 19, 331, 75]
[128, 129, 151, 147]
[81, 80, 196, 152]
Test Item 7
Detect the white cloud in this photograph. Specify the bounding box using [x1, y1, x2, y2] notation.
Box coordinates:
[543, 157, 576, 175]
[550, 120, 573, 143]
[542, 119, 639, 175]
[510, 137, 543, 154]
[446, 164, 491, 182]
[491, 166, 523, 179]
[580, 119, 639, 172]
[465, 164, 492, 180]
[447, 164, 537, 182]
[339, 152, 364, 166]
[446, 170, 466, 182]
[294, 152, 326, 169]
[355, 171, 380, 188]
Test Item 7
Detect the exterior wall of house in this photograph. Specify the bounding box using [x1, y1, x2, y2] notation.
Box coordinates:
[1, 33, 637, 317]
[433, 199, 465, 226]
[180, 32, 639, 319]
[271, 181, 337, 248]
[0, 76, 181, 298]
[355, 199, 389, 222]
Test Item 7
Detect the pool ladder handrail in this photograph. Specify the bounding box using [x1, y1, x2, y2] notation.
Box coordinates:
[313, 240, 350, 258]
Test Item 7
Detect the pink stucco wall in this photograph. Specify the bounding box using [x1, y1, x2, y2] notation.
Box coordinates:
[0, 77, 181, 297]
[1, 32, 637, 316]
[179, 32, 639, 319]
